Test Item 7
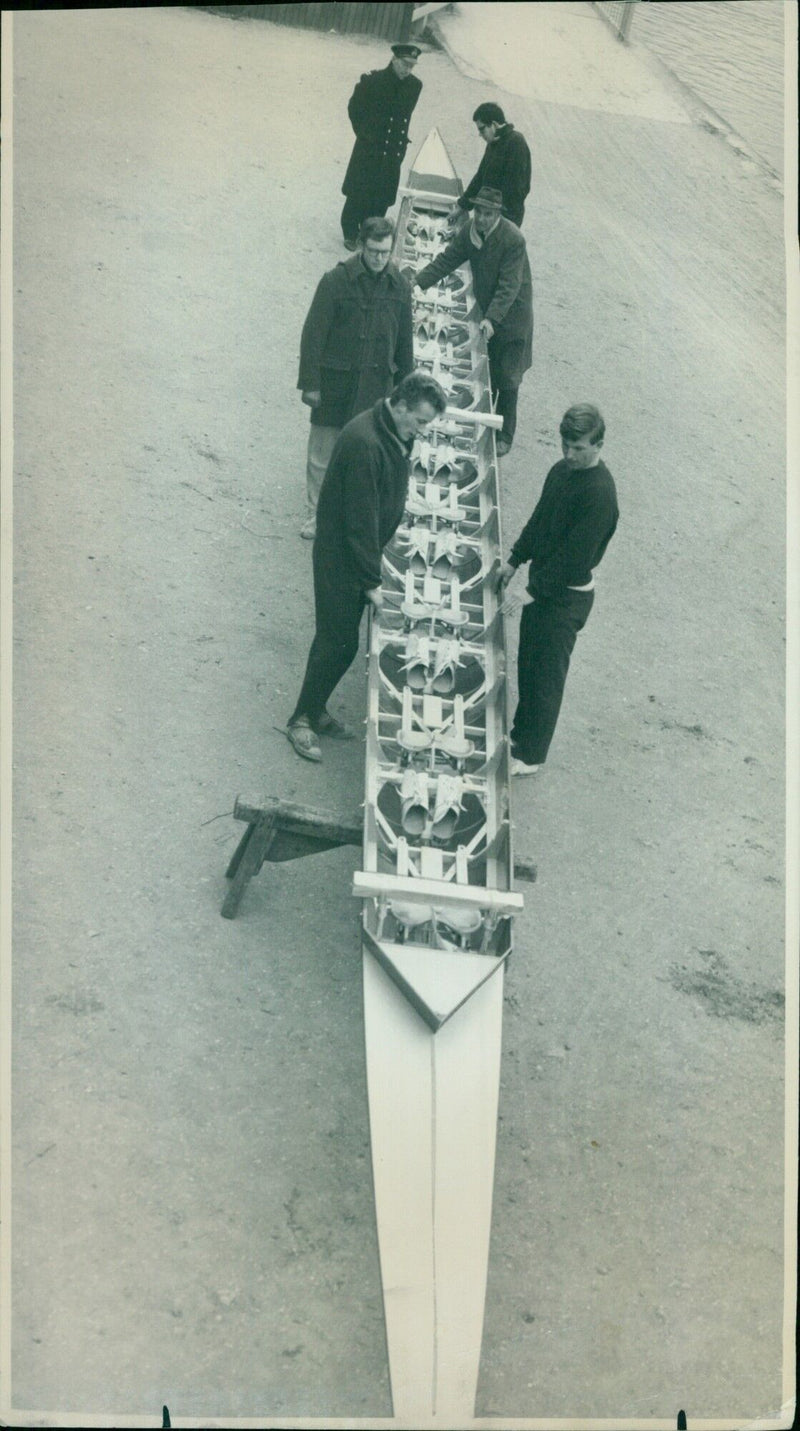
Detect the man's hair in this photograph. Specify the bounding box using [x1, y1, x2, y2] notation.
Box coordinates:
[473, 102, 506, 126]
[360, 216, 395, 244]
[559, 403, 605, 445]
[391, 371, 448, 414]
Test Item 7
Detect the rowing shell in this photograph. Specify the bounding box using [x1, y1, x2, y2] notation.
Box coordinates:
[354, 129, 525, 1423]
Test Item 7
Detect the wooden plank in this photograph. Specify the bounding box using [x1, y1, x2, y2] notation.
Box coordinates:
[354, 870, 523, 914]
[221, 812, 277, 919]
[233, 795, 363, 845]
[412, 1, 449, 20]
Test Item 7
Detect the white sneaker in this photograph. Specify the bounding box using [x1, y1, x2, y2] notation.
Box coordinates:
[511, 758, 540, 776]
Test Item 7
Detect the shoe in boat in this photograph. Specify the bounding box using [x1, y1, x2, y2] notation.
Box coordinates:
[400, 768, 429, 837]
[403, 633, 431, 691]
[431, 773, 463, 842]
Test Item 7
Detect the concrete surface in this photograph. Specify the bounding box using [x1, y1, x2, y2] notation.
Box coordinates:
[7, 3, 791, 1426]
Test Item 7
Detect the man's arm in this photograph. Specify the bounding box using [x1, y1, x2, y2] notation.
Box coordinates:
[504, 133, 532, 218]
[347, 73, 372, 136]
[394, 281, 415, 380]
[297, 270, 336, 394]
[483, 231, 525, 328]
[457, 149, 488, 213]
[341, 438, 384, 590]
[415, 228, 472, 291]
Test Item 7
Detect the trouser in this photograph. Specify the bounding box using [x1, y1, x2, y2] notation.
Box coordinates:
[510, 588, 594, 765]
[487, 334, 525, 444]
[289, 574, 366, 730]
[341, 192, 387, 241]
[306, 425, 340, 518]
[493, 385, 518, 443]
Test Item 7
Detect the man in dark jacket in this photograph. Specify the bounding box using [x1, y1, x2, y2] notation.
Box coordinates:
[415, 186, 533, 455]
[453, 102, 531, 228]
[298, 216, 414, 539]
[287, 372, 447, 763]
[497, 404, 619, 776]
[341, 42, 423, 248]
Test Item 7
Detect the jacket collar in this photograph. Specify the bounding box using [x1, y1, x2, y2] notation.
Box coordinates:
[377, 399, 413, 455]
[469, 214, 502, 248]
[342, 253, 402, 288]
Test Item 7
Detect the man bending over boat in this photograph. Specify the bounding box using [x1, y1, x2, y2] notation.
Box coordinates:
[413, 187, 533, 457]
[450, 102, 532, 229]
[286, 372, 448, 764]
[497, 404, 619, 776]
[298, 216, 414, 540]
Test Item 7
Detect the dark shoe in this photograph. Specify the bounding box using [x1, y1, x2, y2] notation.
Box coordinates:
[343, 237, 358, 251]
[496, 436, 512, 457]
[287, 718, 322, 762]
[318, 711, 357, 740]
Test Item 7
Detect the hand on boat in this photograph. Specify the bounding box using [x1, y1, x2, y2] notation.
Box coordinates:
[501, 591, 525, 616]
[365, 587, 383, 610]
[496, 561, 516, 590]
[302, 390, 322, 408]
[479, 318, 495, 340]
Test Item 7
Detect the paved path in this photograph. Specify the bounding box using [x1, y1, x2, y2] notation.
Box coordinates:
[8, 5, 789, 1426]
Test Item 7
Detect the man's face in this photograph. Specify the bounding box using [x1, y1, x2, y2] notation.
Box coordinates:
[392, 399, 439, 442]
[362, 236, 393, 274]
[475, 120, 498, 145]
[561, 432, 603, 469]
[392, 55, 418, 80]
[473, 203, 499, 236]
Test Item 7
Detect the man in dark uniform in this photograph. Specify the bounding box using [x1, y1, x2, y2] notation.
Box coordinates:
[297, 216, 414, 539]
[414, 186, 533, 456]
[341, 42, 423, 250]
[451, 102, 532, 228]
[497, 404, 619, 776]
[286, 372, 447, 763]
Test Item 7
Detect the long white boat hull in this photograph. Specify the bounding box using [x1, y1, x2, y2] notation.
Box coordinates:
[363, 950, 504, 1425]
[356, 127, 524, 1421]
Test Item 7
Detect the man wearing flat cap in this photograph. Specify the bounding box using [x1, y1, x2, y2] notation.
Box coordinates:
[414, 186, 534, 456]
[341, 42, 423, 250]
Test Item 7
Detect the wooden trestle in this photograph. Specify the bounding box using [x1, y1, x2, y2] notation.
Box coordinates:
[356, 129, 526, 1423]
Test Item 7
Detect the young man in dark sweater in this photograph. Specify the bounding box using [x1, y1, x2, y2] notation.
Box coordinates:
[498, 404, 619, 776]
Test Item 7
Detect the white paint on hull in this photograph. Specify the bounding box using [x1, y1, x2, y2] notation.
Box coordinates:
[363, 950, 505, 1424]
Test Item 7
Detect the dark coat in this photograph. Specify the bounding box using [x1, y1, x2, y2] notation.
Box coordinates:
[342, 63, 423, 212]
[298, 255, 414, 428]
[315, 400, 412, 594]
[416, 217, 534, 379]
[458, 124, 532, 227]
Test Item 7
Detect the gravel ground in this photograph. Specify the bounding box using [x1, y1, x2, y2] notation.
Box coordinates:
[8, 4, 790, 1426]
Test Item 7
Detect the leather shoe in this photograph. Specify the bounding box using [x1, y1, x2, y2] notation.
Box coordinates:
[287, 718, 322, 762]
